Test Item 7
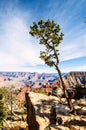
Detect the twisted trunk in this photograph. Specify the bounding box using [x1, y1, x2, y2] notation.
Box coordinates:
[52, 44, 75, 113]
[55, 65, 75, 113]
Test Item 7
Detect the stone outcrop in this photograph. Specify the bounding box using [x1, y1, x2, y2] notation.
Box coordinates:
[25, 92, 39, 130]
[0, 71, 86, 89]
[62, 71, 86, 88]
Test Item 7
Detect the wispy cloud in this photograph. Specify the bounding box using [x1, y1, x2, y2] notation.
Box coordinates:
[0, 0, 86, 72]
[59, 33, 86, 61]
[38, 0, 86, 62]
[0, 17, 43, 65]
[76, 65, 86, 71]
[0, 4, 44, 70]
[61, 65, 86, 73]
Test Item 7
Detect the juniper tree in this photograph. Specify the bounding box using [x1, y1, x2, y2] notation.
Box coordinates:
[0, 86, 16, 120]
[29, 19, 75, 113]
[0, 92, 8, 129]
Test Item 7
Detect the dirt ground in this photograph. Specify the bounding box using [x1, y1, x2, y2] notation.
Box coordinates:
[3, 92, 86, 130]
[29, 92, 86, 130]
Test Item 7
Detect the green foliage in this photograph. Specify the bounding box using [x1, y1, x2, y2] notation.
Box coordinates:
[29, 19, 64, 68]
[0, 93, 8, 127]
[29, 19, 75, 112]
[0, 87, 9, 100]
[0, 86, 16, 104]
[0, 86, 16, 123]
[34, 89, 46, 95]
[75, 83, 83, 89]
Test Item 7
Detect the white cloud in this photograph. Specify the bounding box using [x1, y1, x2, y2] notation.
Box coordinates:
[75, 65, 86, 71]
[0, 65, 57, 73]
[59, 34, 86, 61]
[0, 13, 44, 70]
[0, 13, 86, 72]
[59, 64, 86, 73]
[0, 0, 86, 73]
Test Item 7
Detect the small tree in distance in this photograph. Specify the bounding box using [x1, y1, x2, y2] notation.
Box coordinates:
[0, 92, 8, 129]
[75, 83, 83, 89]
[29, 19, 75, 113]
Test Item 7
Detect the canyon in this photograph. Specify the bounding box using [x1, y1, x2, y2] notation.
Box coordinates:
[0, 71, 86, 89]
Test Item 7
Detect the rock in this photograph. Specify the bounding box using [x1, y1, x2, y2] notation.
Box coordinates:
[70, 125, 86, 130]
[56, 126, 70, 130]
[36, 116, 49, 130]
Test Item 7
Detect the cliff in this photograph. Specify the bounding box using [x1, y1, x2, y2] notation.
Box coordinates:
[62, 71, 86, 88]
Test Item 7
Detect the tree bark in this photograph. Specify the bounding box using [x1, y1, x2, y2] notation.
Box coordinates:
[25, 92, 39, 130]
[55, 65, 75, 113]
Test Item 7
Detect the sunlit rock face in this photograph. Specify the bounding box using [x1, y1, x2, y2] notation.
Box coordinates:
[62, 71, 86, 88]
[0, 71, 86, 90]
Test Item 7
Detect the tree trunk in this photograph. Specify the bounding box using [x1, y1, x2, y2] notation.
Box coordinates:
[25, 92, 39, 130]
[53, 44, 75, 112]
[55, 65, 75, 113]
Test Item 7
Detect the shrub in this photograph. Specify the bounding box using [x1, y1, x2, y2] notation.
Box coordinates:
[34, 89, 46, 94]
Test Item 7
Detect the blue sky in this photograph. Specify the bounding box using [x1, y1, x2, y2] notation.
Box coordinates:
[0, 0, 86, 73]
